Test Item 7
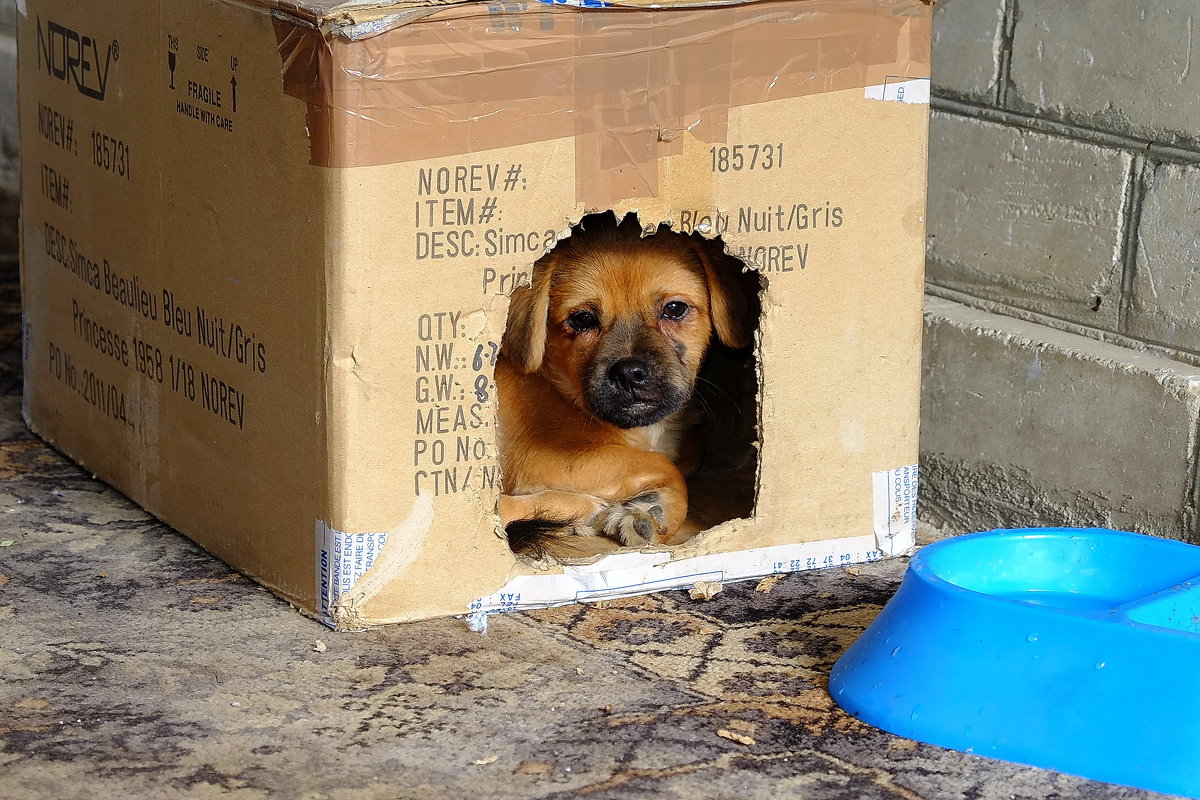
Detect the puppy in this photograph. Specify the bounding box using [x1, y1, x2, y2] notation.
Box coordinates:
[495, 212, 756, 559]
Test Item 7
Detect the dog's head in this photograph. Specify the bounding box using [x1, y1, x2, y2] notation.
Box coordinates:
[503, 213, 756, 429]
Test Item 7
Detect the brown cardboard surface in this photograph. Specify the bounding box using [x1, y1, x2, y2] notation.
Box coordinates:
[20, 0, 329, 606]
[19, 0, 929, 626]
[331, 88, 927, 624]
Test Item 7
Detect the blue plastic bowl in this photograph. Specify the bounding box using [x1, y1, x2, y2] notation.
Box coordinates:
[829, 528, 1200, 797]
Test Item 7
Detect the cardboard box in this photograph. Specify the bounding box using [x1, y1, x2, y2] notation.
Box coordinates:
[18, 0, 930, 626]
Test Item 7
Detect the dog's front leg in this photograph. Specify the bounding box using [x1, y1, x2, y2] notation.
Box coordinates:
[587, 451, 688, 547]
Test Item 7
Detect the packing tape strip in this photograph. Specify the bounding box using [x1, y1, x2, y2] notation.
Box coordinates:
[470, 533, 889, 614]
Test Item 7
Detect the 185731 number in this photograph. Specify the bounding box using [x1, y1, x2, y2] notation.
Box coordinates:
[91, 130, 131, 180]
[711, 143, 783, 173]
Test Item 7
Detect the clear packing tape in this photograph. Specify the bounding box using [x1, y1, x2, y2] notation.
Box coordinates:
[271, 0, 931, 204]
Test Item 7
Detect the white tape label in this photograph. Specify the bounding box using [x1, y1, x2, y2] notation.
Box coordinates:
[316, 521, 389, 627]
[469, 534, 889, 615]
[864, 78, 930, 104]
[872, 464, 918, 557]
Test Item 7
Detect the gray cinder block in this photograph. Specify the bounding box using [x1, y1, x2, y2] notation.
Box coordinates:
[1127, 162, 1200, 358]
[931, 0, 1007, 102]
[921, 296, 1200, 541]
[926, 111, 1131, 331]
[1008, 1, 1200, 147]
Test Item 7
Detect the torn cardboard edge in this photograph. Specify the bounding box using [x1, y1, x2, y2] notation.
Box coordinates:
[466, 531, 906, 619]
[314, 464, 917, 628]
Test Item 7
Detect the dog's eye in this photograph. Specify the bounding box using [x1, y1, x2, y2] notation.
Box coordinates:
[661, 301, 690, 321]
[568, 310, 599, 331]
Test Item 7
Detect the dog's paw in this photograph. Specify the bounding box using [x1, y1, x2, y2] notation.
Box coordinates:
[590, 492, 666, 547]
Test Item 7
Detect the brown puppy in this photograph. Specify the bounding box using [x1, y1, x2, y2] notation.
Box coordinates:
[495, 212, 755, 558]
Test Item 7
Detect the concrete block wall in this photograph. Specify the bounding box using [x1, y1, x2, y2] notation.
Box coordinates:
[924, 0, 1200, 541]
[922, 299, 1200, 538]
[929, 0, 1200, 364]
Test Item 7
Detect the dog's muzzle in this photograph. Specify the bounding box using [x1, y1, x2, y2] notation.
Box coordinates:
[587, 356, 687, 429]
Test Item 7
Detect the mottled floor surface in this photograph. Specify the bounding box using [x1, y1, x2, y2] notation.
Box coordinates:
[0, 201, 1173, 799]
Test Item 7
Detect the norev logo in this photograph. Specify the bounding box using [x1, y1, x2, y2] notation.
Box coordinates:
[36, 17, 119, 102]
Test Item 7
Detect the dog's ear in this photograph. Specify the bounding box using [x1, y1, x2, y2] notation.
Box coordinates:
[502, 256, 555, 373]
[692, 239, 758, 350]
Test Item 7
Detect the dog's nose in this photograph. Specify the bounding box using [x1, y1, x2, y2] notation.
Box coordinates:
[608, 359, 651, 391]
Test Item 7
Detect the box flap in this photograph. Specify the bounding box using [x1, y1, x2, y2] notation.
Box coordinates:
[261, 0, 930, 39]
[269, 0, 822, 21]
